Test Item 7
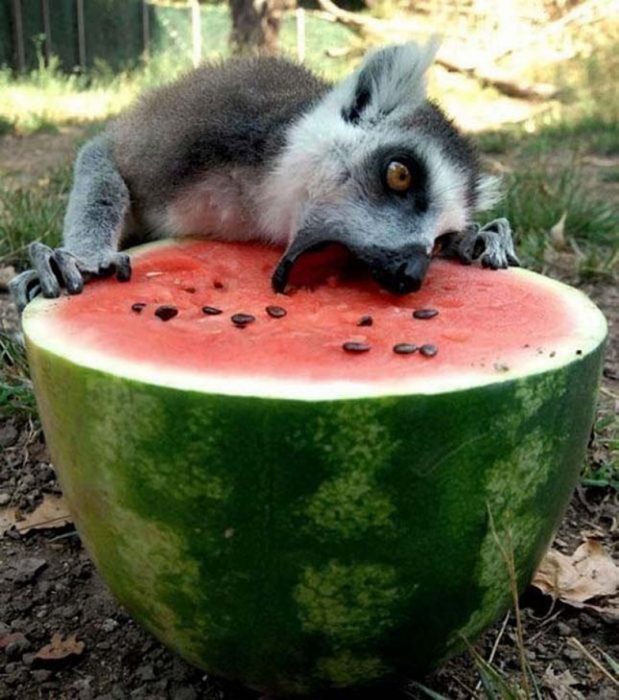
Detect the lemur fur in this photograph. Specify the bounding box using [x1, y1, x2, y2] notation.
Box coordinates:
[10, 42, 519, 312]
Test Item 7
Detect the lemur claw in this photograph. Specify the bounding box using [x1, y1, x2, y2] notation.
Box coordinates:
[439, 218, 520, 270]
[9, 242, 132, 313]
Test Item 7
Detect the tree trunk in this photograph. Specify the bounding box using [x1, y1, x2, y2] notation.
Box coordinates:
[229, 0, 291, 55]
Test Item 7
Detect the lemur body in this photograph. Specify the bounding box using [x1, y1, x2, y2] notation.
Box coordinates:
[11, 42, 519, 311]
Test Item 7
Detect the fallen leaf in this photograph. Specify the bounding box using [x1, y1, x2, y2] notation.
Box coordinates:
[541, 666, 584, 699]
[1, 494, 72, 537]
[531, 539, 619, 619]
[549, 212, 568, 250]
[33, 633, 85, 668]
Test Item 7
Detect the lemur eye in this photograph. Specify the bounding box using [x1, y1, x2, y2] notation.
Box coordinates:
[385, 161, 412, 192]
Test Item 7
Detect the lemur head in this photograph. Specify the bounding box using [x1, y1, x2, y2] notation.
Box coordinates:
[264, 41, 499, 294]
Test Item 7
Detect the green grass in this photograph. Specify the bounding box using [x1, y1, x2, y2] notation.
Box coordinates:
[487, 162, 618, 278]
[0, 165, 70, 266]
[582, 410, 619, 490]
[0, 331, 37, 420]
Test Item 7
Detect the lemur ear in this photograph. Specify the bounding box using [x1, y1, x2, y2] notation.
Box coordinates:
[342, 40, 439, 124]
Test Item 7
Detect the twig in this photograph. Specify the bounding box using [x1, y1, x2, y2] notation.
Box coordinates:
[568, 637, 619, 687]
[487, 506, 531, 697]
[527, 609, 563, 644]
[474, 611, 511, 693]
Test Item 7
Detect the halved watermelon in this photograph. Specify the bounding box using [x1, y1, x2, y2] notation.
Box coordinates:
[22, 239, 606, 694]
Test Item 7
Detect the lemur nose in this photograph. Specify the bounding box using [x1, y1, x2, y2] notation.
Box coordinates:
[372, 250, 431, 295]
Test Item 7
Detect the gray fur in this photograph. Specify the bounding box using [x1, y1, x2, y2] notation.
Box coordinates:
[11, 43, 519, 312]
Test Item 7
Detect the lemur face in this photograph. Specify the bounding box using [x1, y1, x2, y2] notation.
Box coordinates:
[264, 42, 499, 294]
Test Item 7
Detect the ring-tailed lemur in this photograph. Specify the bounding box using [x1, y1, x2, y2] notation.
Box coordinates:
[10, 41, 519, 312]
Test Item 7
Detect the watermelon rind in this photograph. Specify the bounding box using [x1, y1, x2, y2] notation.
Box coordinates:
[22, 245, 607, 694]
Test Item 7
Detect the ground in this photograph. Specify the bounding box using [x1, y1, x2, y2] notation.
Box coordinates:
[1, 40, 618, 698]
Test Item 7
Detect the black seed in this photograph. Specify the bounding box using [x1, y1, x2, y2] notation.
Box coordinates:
[155, 305, 178, 321]
[420, 344, 438, 357]
[413, 308, 439, 320]
[202, 306, 223, 315]
[342, 341, 371, 354]
[131, 303, 146, 313]
[231, 313, 255, 327]
[393, 343, 417, 355]
[266, 305, 287, 318]
[576, 349, 582, 356]
[357, 315, 373, 327]
[213, 281, 225, 289]
[549, 351, 556, 358]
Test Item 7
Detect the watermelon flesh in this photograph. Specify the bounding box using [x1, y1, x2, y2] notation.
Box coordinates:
[29, 240, 602, 398]
[22, 239, 606, 694]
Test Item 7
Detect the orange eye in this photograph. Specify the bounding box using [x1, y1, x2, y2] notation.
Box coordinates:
[386, 161, 412, 192]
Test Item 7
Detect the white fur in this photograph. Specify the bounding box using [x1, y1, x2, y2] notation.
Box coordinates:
[474, 174, 502, 211]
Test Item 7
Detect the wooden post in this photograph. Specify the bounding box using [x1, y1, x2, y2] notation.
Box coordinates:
[41, 0, 52, 66]
[296, 7, 305, 63]
[142, 0, 151, 62]
[76, 0, 86, 70]
[189, 0, 201, 68]
[11, 0, 26, 73]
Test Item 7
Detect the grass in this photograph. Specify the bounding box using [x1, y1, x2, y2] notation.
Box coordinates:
[0, 165, 70, 266]
[0, 331, 37, 420]
[485, 162, 618, 278]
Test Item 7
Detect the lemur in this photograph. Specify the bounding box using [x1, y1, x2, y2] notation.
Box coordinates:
[10, 41, 519, 312]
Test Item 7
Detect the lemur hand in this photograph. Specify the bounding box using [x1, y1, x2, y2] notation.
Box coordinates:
[9, 242, 131, 313]
[439, 218, 520, 269]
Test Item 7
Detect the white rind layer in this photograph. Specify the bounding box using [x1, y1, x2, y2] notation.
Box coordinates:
[22, 244, 607, 401]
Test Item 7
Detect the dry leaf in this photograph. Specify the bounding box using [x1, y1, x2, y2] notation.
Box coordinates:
[541, 667, 584, 700]
[1, 494, 72, 536]
[532, 539, 619, 619]
[34, 633, 85, 668]
[549, 212, 567, 250]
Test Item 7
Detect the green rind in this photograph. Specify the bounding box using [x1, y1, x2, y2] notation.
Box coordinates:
[24, 334, 605, 695]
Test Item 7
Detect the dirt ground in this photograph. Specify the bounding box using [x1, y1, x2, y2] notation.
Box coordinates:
[1, 130, 618, 699]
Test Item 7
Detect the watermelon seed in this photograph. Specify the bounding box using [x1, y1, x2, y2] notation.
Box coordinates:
[155, 305, 178, 321]
[420, 344, 438, 357]
[413, 308, 439, 320]
[183, 287, 196, 294]
[393, 343, 417, 355]
[576, 349, 582, 355]
[213, 281, 225, 290]
[266, 305, 287, 318]
[357, 315, 373, 327]
[131, 303, 146, 313]
[343, 341, 371, 353]
[231, 313, 255, 327]
[202, 306, 223, 315]
[550, 351, 556, 358]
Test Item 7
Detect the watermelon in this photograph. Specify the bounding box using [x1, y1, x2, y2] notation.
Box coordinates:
[22, 239, 606, 695]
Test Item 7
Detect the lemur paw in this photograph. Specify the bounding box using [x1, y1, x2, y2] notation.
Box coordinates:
[9, 242, 131, 313]
[439, 218, 520, 270]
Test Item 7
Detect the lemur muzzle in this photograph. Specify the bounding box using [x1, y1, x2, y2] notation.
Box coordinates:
[271, 233, 431, 296]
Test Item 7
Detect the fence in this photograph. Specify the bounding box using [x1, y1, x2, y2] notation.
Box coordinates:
[0, 1, 355, 75]
[0, 1, 238, 73]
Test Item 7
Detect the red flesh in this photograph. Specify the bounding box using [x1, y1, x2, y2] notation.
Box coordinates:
[53, 240, 571, 383]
